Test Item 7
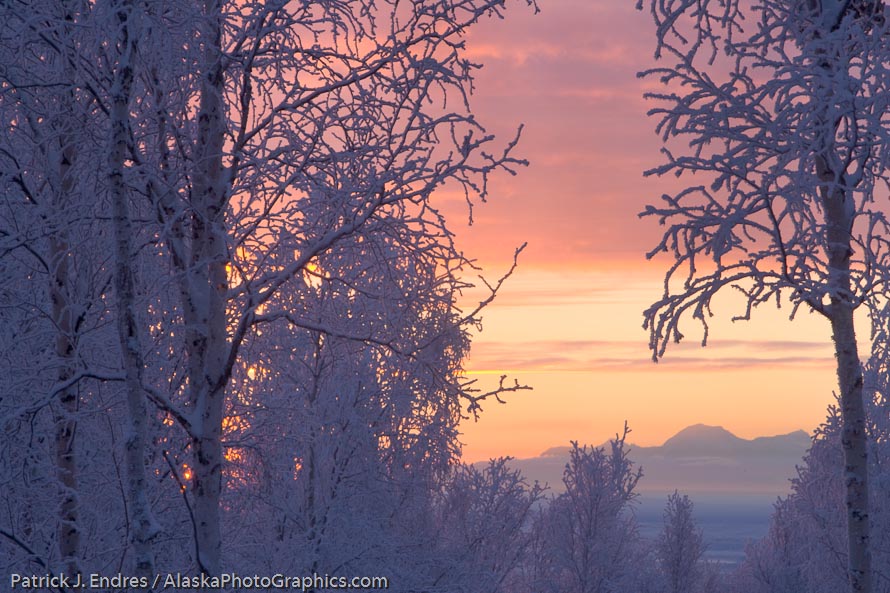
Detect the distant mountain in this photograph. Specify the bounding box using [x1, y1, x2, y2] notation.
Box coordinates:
[500, 425, 811, 495]
[658, 424, 746, 456]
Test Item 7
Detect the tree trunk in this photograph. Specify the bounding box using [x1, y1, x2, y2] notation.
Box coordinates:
[831, 304, 871, 593]
[187, 225, 228, 578]
[187, 0, 228, 575]
[50, 100, 80, 583]
[51, 0, 85, 574]
[819, 155, 871, 593]
[50, 224, 79, 579]
[108, 0, 157, 576]
[812, 6, 872, 585]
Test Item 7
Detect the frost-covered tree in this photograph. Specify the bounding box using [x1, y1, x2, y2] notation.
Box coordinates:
[106, 0, 159, 576]
[117, 0, 538, 575]
[734, 375, 890, 593]
[636, 1, 890, 590]
[733, 298, 890, 592]
[434, 458, 544, 592]
[733, 498, 809, 593]
[211, 217, 522, 584]
[0, 0, 539, 581]
[0, 0, 116, 577]
[657, 491, 714, 593]
[527, 428, 647, 593]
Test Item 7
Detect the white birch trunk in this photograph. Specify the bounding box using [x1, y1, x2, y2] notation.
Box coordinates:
[51, 67, 80, 580]
[108, 0, 158, 576]
[812, 7, 872, 586]
[50, 211, 79, 579]
[187, 0, 228, 575]
[821, 177, 872, 593]
[833, 308, 871, 593]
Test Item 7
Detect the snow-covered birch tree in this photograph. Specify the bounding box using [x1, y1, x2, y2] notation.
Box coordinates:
[434, 458, 544, 592]
[106, 0, 159, 577]
[1, 0, 538, 578]
[0, 0, 110, 576]
[211, 218, 524, 583]
[657, 491, 711, 593]
[636, 1, 890, 591]
[112, 0, 538, 576]
[735, 320, 890, 593]
[528, 429, 645, 593]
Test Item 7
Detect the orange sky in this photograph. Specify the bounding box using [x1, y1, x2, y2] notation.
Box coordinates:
[448, 1, 841, 462]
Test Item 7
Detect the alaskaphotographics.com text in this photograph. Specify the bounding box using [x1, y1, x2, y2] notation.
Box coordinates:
[10, 572, 390, 590]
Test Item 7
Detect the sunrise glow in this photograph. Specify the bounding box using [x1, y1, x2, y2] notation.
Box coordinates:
[451, 1, 842, 462]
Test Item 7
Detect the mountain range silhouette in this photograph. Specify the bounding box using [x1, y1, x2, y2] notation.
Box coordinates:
[505, 424, 811, 495]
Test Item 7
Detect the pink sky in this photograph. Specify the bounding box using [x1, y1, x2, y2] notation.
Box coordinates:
[449, 1, 839, 462]
[449, 1, 666, 265]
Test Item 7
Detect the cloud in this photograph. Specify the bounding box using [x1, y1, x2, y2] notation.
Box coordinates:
[466, 338, 834, 373]
[441, 1, 669, 267]
[457, 266, 660, 310]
